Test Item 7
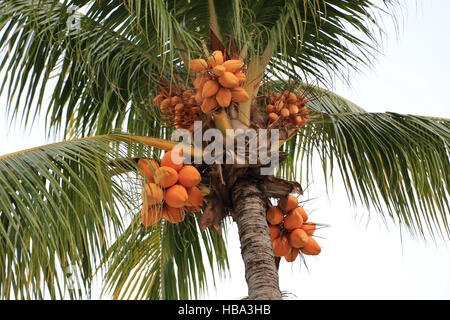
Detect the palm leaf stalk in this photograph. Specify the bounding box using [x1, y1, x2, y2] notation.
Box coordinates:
[0, 0, 448, 300]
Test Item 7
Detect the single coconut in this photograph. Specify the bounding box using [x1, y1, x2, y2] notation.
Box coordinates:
[141, 205, 164, 227]
[178, 165, 201, 187]
[301, 236, 321, 255]
[143, 183, 164, 205]
[137, 159, 159, 183]
[266, 206, 284, 225]
[163, 205, 185, 224]
[164, 184, 188, 208]
[288, 228, 309, 248]
[284, 247, 300, 262]
[269, 224, 280, 241]
[283, 210, 304, 231]
[292, 206, 308, 222]
[273, 236, 291, 257]
[160, 150, 184, 171]
[301, 222, 316, 236]
[186, 186, 204, 207]
[154, 166, 178, 188]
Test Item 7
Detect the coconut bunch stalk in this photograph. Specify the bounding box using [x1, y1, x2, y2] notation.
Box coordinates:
[266, 194, 322, 263]
[265, 89, 311, 128]
[137, 150, 205, 226]
[189, 51, 249, 114]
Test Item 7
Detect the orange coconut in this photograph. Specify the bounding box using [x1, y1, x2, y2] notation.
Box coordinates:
[268, 224, 280, 241]
[283, 210, 304, 231]
[266, 104, 275, 113]
[284, 247, 300, 262]
[202, 80, 220, 98]
[137, 159, 160, 183]
[141, 205, 165, 227]
[268, 113, 279, 122]
[208, 50, 224, 67]
[292, 206, 308, 222]
[266, 206, 284, 225]
[284, 195, 299, 212]
[222, 59, 244, 72]
[231, 87, 249, 103]
[189, 58, 208, 72]
[160, 150, 184, 171]
[216, 87, 232, 107]
[154, 166, 179, 188]
[288, 228, 309, 248]
[178, 165, 201, 187]
[201, 96, 218, 113]
[164, 184, 188, 208]
[143, 183, 164, 205]
[163, 205, 185, 224]
[273, 236, 291, 257]
[213, 65, 226, 77]
[301, 222, 316, 236]
[186, 186, 204, 207]
[218, 72, 239, 88]
[300, 236, 321, 255]
[280, 108, 290, 118]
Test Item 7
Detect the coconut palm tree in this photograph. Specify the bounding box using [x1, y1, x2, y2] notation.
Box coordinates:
[0, 0, 448, 300]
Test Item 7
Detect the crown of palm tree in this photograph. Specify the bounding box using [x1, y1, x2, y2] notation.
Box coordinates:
[0, 0, 448, 300]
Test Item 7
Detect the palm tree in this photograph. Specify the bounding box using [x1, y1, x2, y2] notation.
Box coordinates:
[0, 0, 448, 300]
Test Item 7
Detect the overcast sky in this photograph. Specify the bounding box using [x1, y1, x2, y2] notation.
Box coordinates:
[1, 0, 449, 300]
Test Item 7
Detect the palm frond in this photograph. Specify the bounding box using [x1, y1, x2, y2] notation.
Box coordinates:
[280, 87, 449, 240]
[101, 213, 229, 300]
[0, 133, 152, 299]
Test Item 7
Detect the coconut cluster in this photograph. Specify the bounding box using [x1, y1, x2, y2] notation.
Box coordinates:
[267, 194, 321, 262]
[266, 90, 310, 128]
[189, 51, 249, 114]
[153, 91, 202, 132]
[137, 150, 204, 226]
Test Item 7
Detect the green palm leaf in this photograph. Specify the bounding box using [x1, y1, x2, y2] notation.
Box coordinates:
[102, 214, 228, 300]
[280, 85, 450, 240]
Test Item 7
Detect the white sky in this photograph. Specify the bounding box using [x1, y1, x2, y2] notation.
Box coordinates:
[0, 0, 449, 300]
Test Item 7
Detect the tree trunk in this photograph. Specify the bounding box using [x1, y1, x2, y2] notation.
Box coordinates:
[232, 178, 282, 300]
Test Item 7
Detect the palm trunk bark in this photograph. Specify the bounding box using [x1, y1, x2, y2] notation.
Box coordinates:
[232, 178, 282, 300]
